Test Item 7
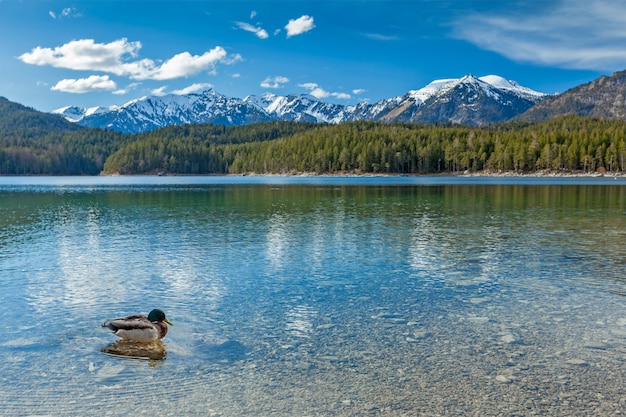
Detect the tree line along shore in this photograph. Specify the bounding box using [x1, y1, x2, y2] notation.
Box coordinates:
[1, 115, 625, 176]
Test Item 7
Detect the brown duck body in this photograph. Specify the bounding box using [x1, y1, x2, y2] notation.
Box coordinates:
[103, 309, 173, 343]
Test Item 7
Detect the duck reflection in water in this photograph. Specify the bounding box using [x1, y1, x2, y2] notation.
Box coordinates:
[101, 309, 173, 360]
[101, 339, 168, 360]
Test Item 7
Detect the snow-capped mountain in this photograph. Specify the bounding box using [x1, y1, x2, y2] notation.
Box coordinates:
[53, 75, 546, 133]
[243, 93, 356, 123]
[53, 89, 273, 133]
[52, 105, 110, 122]
[371, 75, 546, 125]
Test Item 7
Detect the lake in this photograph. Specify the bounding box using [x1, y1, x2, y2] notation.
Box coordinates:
[1, 175, 625, 416]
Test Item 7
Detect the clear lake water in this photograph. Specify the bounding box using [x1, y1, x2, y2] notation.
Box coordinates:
[0, 175, 625, 416]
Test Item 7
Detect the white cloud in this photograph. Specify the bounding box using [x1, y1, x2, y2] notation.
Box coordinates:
[285, 15, 315, 38]
[151, 86, 168, 96]
[333, 92, 351, 100]
[51, 75, 117, 93]
[250, 11, 257, 19]
[19, 39, 140, 73]
[452, 0, 626, 71]
[261, 76, 289, 89]
[352, 88, 366, 95]
[299, 83, 351, 100]
[112, 82, 140, 95]
[299, 82, 319, 91]
[151, 48, 235, 80]
[61, 7, 79, 18]
[172, 83, 213, 95]
[364, 33, 399, 41]
[235, 21, 269, 39]
[49, 7, 80, 19]
[19, 38, 241, 81]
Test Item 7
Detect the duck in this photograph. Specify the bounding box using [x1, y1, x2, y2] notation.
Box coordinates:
[103, 309, 173, 343]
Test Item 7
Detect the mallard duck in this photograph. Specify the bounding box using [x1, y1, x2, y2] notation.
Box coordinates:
[103, 309, 173, 343]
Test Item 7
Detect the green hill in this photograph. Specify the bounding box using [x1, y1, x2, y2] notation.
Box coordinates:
[104, 117, 626, 175]
[1, 96, 625, 176]
[0, 96, 129, 175]
[0, 97, 84, 137]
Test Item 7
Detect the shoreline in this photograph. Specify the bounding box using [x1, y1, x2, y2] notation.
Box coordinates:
[2, 169, 624, 179]
[100, 168, 626, 178]
[204, 169, 626, 178]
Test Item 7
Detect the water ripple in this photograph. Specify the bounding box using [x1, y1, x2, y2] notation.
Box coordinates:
[1, 181, 626, 416]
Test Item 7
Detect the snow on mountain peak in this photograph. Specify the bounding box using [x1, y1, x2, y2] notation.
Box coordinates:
[51, 73, 546, 132]
[51, 105, 72, 114]
[121, 96, 147, 108]
[404, 74, 545, 104]
[479, 75, 545, 99]
[460, 74, 481, 83]
[51, 106, 84, 122]
[407, 78, 457, 103]
[480, 75, 515, 89]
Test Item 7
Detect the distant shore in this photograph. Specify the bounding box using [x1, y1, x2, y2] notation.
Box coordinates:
[221, 169, 626, 178]
[456, 169, 625, 178]
[95, 169, 626, 178]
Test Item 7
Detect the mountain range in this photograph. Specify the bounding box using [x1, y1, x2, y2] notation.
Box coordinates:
[518, 69, 626, 122]
[3, 69, 626, 176]
[52, 74, 547, 134]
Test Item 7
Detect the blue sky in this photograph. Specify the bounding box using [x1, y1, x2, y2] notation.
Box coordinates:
[1, 0, 625, 112]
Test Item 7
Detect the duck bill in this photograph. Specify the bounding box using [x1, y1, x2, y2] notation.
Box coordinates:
[164, 318, 173, 326]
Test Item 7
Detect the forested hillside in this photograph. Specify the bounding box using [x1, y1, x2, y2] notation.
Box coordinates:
[102, 121, 319, 174]
[0, 97, 83, 137]
[1, 95, 625, 176]
[0, 97, 130, 174]
[103, 117, 626, 175]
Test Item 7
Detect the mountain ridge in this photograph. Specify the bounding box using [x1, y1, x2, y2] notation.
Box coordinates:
[3, 93, 626, 176]
[0, 96, 85, 136]
[52, 74, 547, 133]
[518, 69, 626, 122]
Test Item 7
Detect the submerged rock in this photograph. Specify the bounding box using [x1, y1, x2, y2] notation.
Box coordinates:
[189, 335, 247, 363]
[496, 375, 512, 383]
[583, 341, 610, 350]
[95, 363, 126, 379]
[565, 358, 589, 366]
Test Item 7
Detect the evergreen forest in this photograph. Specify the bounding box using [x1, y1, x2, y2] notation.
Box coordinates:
[103, 116, 626, 175]
[1, 96, 625, 176]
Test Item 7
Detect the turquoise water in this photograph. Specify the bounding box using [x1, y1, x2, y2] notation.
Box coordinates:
[1, 176, 625, 416]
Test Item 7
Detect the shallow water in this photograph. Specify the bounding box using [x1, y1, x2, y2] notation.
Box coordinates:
[1, 176, 625, 416]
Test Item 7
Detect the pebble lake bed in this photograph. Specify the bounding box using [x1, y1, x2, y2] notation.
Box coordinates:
[0, 175, 625, 416]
